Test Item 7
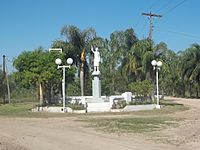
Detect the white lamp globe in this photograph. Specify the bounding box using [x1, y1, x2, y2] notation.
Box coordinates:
[55, 58, 62, 65]
[151, 60, 157, 66]
[67, 58, 73, 65]
[157, 61, 162, 67]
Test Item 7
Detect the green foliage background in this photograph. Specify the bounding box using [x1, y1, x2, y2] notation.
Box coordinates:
[1, 25, 200, 104]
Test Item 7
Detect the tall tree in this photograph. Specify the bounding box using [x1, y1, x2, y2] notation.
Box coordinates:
[122, 39, 154, 83]
[181, 44, 200, 97]
[13, 47, 75, 104]
[154, 42, 181, 96]
[53, 25, 96, 96]
[110, 28, 138, 93]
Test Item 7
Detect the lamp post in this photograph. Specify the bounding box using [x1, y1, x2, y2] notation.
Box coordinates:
[55, 58, 73, 112]
[151, 60, 162, 109]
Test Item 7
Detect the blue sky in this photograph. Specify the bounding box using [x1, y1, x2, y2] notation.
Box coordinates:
[0, 0, 200, 71]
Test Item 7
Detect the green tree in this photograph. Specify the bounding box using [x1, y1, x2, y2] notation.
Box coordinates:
[122, 39, 154, 83]
[128, 80, 153, 101]
[155, 44, 183, 97]
[100, 28, 138, 94]
[53, 25, 96, 96]
[181, 44, 200, 97]
[13, 47, 75, 104]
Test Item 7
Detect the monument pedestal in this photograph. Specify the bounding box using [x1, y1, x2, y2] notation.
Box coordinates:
[87, 70, 112, 112]
[91, 71, 102, 102]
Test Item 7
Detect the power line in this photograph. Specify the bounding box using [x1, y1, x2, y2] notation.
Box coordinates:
[142, 12, 162, 40]
[139, 0, 189, 48]
[153, 0, 187, 23]
[138, 0, 187, 40]
[155, 0, 173, 14]
[145, 0, 161, 12]
[162, 0, 187, 16]
[136, 0, 160, 37]
[157, 29, 200, 40]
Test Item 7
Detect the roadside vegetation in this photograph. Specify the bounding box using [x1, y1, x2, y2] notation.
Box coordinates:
[83, 99, 189, 133]
[0, 101, 68, 118]
[0, 24, 197, 134]
[0, 97, 189, 134]
[1, 25, 200, 107]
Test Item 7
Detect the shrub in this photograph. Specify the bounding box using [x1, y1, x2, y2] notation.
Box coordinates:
[112, 100, 127, 109]
[67, 103, 85, 110]
[128, 80, 153, 101]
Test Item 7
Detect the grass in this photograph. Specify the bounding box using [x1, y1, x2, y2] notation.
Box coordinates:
[87, 116, 181, 133]
[0, 102, 36, 117]
[0, 98, 189, 134]
[83, 99, 189, 133]
[0, 102, 74, 118]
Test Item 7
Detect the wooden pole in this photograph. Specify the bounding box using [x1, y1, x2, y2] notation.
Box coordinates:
[142, 12, 162, 40]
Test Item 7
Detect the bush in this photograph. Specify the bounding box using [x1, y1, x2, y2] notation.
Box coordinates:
[129, 99, 152, 105]
[112, 100, 127, 109]
[67, 103, 85, 110]
[128, 80, 153, 100]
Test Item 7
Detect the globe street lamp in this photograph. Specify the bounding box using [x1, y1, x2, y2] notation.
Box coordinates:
[151, 60, 162, 109]
[55, 58, 73, 112]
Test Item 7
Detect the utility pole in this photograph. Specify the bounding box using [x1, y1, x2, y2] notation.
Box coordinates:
[6, 63, 11, 103]
[142, 12, 162, 40]
[2, 55, 6, 104]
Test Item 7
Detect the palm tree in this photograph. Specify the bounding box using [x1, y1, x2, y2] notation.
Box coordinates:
[122, 39, 154, 82]
[181, 44, 200, 97]
[106, 28, 138, 93]
[53, 25, 96, 96]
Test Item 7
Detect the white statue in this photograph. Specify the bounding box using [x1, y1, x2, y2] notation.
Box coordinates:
[91, 46, 100, 72]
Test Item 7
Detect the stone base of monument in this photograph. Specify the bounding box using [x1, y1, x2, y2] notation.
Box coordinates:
[86, 98, 105, 103]
[32, 106, 86, 113]
[123, 104, 156, 112]
[86, 102, 112, 113]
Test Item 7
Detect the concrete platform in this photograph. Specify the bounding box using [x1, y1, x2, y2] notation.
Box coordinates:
[87, 102, 111, 112]
[123, 104, 156, 112]
[32, 106, 86, 113]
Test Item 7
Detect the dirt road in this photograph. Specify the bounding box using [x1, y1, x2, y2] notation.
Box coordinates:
[156, 97, 200, 150]
[0, 97, 200, 150]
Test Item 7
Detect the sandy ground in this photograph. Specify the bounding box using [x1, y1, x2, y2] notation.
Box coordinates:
[0, 97, 200, 150]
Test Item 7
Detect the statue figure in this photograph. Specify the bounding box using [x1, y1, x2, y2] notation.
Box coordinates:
[91, 46, 100, 72]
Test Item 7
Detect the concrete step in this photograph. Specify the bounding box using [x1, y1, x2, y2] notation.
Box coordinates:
[87, 102, 111, 112]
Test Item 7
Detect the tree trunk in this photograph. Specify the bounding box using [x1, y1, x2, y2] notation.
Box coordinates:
[189, 83, 192, 97]
[112, 75, 115, 94]
[172, 89, 175, 97]
[80, 63, 84, 96]
[50, 85, 54, 104]
[196, 84, 200, 98]
[185, 86, 190, 98]
[39, 82, 43, 105]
